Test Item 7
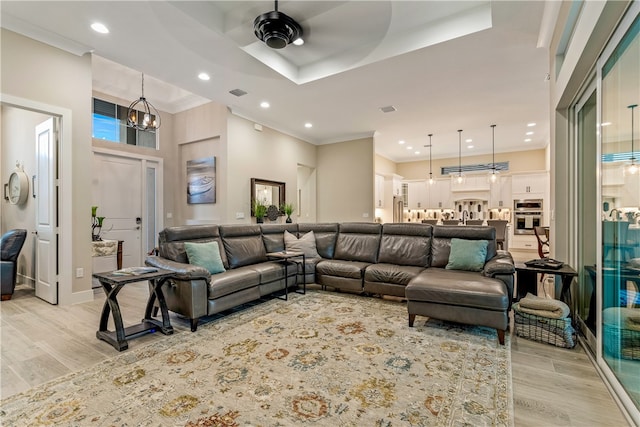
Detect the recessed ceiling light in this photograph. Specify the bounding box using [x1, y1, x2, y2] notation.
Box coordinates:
[415, 151, 420, 155]
[91, 22, 109, 34]
[526, 131, 534, 135]
[467, 145, 474, 149]
[398, 140, 405, 145]
[406, 146, 413, 150]
[304, 122, 312, 128]
[527, 122, 536, 127]
[601, 122, 612, 126]
[260, 101, 270, 108]
[465, 139, 473, 143]
[524, 138, 532, 142]
[198, 72, 210, 81]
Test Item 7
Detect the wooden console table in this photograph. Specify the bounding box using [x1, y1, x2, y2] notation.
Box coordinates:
[93, 268, 174, 351]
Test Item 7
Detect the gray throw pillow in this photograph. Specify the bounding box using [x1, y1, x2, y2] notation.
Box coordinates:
[284, 230, 320, 258]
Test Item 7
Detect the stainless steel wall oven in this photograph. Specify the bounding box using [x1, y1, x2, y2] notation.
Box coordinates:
[513, 199, 543, 235]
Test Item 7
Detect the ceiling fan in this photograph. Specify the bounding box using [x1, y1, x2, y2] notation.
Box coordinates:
[253, 0, 304, 49]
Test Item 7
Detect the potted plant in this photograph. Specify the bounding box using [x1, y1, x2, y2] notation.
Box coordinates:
[253, 199, 267, 223]
[281, 202, 295, 223]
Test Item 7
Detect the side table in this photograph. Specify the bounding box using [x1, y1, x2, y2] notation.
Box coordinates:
[515, 262, 578, 309]
[93, 268, 175, 351]
[266, 251, 306, 300]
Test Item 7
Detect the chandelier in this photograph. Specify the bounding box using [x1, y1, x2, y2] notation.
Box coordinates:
[427, 133, 434, 185]
[452, 130, 465, 185]
[127, 73, 161, 131]
[488, 124, 499, 183]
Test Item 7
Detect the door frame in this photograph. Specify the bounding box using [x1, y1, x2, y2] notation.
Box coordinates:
[1, 94, 74, 304]
[92, 146, 164, 260]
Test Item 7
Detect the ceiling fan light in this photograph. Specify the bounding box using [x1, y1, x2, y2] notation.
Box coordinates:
[254, 10, 303, 49]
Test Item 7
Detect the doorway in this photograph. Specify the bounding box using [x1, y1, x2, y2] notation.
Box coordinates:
[92, 148, 163, 267]
[1, 104, 59, 304]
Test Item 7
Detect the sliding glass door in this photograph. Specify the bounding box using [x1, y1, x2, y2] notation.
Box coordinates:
[598, 7, 640, 414]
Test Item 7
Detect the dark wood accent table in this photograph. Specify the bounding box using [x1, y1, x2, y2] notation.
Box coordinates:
[266, 251, 306, 300]
[93, 268, 175, 351]
[515, 262, 578, 309]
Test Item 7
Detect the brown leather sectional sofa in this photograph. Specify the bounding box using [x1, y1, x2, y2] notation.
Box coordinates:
[146, 222, 515, 344]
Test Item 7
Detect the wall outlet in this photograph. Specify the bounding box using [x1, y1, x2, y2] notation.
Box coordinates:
[76, 267, 84, 278]
[362, 213, 369, 218]
[166, 212, 173, 219]
[236, 212, 245, 219]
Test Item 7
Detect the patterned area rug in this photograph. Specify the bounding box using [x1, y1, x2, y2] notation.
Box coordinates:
[0, 291, 513, 426]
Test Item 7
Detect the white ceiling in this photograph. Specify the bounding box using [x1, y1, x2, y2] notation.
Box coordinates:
[1, 1, 552, 163]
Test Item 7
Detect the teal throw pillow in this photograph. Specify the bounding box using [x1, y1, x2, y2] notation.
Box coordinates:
[184, 241, 226, 274]
[445, 238, 488, 272]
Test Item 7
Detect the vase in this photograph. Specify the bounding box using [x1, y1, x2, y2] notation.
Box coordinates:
[256, 217, 264, 224]
[286, 215, 292, 223]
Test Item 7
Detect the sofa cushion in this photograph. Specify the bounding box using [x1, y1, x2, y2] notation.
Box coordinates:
[407, 268, 509, 311]
[378, 223, 431, 267]
[298, 223, 338, 259]
[431, 225, 496, 268]
[184, 241, 226, 274]
[159, 224, 229, 269]
[220, 225, 267, 269]
[284, 230, 320, 259]
[364, 263, 425, 286]
[260, 224, 299, 253]
[445, 238, 488, 272]
[208, 267, 260, 299]
[334, 223, 381, 263]
[316, 259, 370, 279]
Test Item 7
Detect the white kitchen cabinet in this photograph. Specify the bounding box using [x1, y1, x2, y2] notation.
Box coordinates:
[490, 175, 512, 208]
[406, 180, 428, 209]
[428, 179, 452, 209]
[375, 174, 385, 208]
[511, 172, 548, 197]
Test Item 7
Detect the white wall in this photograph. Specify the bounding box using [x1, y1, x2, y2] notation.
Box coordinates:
[317, 137, 375, 222]
[1, 29, 93, 301]
[0, 106, 50, 286]
[226, 113, 317, 224]
[172, 102, 228, 226]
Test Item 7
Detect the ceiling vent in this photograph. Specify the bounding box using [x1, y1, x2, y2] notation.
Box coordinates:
[229, 89, 248, 97]
[254, 0, 303, 49]
[379, 105, 397, 113]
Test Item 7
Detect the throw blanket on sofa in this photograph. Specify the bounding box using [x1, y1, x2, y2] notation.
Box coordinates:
[517, 293, 570, 319]
[513, 305, 576, 348]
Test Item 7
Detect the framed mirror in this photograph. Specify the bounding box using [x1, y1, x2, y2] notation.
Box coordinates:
[251, 178, 285, 216]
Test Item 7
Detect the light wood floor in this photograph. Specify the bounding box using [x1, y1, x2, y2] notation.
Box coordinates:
[0, 284, 631, 426]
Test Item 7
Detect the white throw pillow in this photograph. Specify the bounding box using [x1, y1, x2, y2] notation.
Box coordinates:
[284, 230, 320, 259]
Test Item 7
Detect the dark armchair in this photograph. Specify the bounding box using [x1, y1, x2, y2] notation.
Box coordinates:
[1, 229, 27, 300]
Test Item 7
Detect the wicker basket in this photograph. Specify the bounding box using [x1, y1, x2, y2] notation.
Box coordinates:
[602, 307, 640, 361]
[514, 310, 576, 348]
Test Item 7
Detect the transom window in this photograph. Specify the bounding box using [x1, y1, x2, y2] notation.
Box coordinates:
[92, 98, 158, 149]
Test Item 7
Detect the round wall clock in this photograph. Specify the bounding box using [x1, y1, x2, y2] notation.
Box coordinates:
[8, 169, 29, 205]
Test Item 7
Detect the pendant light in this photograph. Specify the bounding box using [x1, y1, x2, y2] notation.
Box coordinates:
[625, 104, 638, 175]
[452, 129, 465, 185]
[488, 124, 499, 183]
[427, 133, 434, 185]
[127, 73, 161, 131]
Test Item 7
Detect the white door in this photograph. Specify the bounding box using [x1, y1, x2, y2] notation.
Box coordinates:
[93, 154, 142, 268]
[35, 118, 58, 304]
